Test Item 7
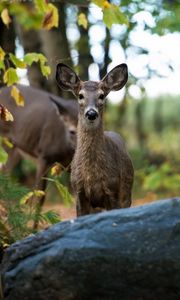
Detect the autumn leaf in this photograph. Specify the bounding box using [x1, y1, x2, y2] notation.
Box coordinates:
[51, 163, 62, 176]
[3, 68, 19, 86]
[103, 1, 111, 9]
[19, 190, 45, 205]
[78, 13, 88, 29]
[0, 46, 5, 71]
[0, 47, 5, 61]
[11, 86, 25, 107]
[43, 3, 59, 30]
[19, 191, 34, 205]
[34, 190, 45, 198]
[2, 137, 13, 149]
[1, 8, 11, 27]
[0, 104, 14, 122]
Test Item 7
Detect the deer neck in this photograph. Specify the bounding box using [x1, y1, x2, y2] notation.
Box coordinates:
[76, 116, 105, 162]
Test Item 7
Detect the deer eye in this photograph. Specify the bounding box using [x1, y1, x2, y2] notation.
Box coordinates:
[98, 94, 104, 100]
[79, 93, 84, 100]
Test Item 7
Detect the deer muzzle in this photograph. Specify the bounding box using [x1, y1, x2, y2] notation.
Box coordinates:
[85, 108, 99, 121]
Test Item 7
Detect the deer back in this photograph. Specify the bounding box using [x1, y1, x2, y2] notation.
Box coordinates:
[0, 84, 78, 166]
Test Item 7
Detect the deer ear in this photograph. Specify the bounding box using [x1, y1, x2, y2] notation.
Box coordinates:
[56, 63, 81, 96]
[101, 64, 128, 95]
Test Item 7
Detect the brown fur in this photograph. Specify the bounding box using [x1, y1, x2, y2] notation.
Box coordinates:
[56, 63, 134, 216]
[0, 84, 78, 227]
[71, 117, 134, 216]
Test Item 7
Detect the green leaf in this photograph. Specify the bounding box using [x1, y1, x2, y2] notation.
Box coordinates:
[103, 5, 128, 29]
[40, 63, 51, 78]
[24, 53, 40, 66]
[35, 0, 47, 12]
[24, 53, 51, 78]
[55, 180, 74, 206]
[40, 210, 61, 225]
[9, 53, 26, 69]
[92, 0, 104, 8]
[9, 3, 43, 30]
[0, 145, 8, 164]
[0, 60, 5, 70]
[3, 68, 19, 86]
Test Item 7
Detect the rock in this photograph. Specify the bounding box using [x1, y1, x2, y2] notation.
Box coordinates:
[1, 198, 180, 300]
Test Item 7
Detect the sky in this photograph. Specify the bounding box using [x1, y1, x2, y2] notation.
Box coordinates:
[17, 4, 180, 103]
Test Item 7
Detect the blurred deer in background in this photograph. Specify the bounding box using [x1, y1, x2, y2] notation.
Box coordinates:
[0, 84, 78, 227]
[56, 63, 134, 216]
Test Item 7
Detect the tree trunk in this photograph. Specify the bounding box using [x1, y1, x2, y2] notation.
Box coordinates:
[1, 198, 180, 300]
[39, 3, 73, 97]
[77, 8, 93, 80]
[15, 24, 49, 90]
[0, 20, 16, 87]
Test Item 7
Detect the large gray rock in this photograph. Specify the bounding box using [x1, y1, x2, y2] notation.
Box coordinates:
[1, 198, 180, 300]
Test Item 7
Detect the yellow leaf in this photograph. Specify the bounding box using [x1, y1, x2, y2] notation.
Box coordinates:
[1, 8, 11, 27]
[51, 163, 62, 176]
[78, 13, 88, 29]
[34, 190, 45, 197]
[3, 243, 10, 248]
[0, 47, 5, 61]
[2, 137, 13, 149]
[43, 3, 59, 30]
[11, 86, 25, 107]
[0, 104, 14, 122]
[103, 0, 111, 9]
[19, 192, 34, 205]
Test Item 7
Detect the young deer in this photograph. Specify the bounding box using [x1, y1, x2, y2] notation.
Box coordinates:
[56, 63, 134, 216]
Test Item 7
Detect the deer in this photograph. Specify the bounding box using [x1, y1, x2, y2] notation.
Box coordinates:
[56, 63, 134, 216]
[0, 84, 78, 227]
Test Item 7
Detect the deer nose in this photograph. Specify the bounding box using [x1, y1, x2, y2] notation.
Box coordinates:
[85, 109, 98, 120]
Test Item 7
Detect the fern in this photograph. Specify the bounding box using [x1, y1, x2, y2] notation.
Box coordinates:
[0, 173, 61, 250]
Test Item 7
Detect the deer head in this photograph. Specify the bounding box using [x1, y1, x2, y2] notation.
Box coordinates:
[56, 63, 128, 129]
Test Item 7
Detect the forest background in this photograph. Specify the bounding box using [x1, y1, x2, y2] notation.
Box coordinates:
[0, 0, 179, 246]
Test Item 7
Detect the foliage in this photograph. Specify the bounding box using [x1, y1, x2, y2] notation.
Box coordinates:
[143, 163, 180, 192]
[0, 174, 60, 249]
[92, 0, 128, 28]
[0, 0, 59, 30]
[47, 163, 74, 206]
[0, 104, 13, 122]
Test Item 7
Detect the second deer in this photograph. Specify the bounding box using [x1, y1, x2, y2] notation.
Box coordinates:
[56, 63, 134, 216]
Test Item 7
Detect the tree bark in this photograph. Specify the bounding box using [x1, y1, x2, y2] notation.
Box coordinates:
[77, 8, 93, 80]
[39, 3, 73, 97]
[1, 198, 180, 300]
[0, 20, 16, 87]
[15, 24, 49, 90]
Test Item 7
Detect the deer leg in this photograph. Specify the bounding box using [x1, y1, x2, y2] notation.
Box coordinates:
[76, 191, 91, 216]
[33, 158, 48, 230]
